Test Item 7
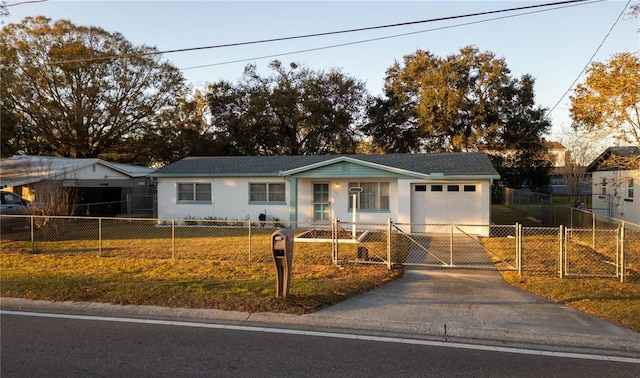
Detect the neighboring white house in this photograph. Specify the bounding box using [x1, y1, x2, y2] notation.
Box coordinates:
[150, 153, 500, 235]
[586, 146, 640, 224]
[0, 155, 155, 216]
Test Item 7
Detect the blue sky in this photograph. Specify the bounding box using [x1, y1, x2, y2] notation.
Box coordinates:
[5, 0, 640, 140]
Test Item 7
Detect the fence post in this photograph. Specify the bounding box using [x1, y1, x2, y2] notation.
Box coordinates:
[331, 218, 340, 265]
[30, 216, 35, 253]
[450, 224, 454, 266]
[98, 217, 102, 257]
[592, 212, 596, 249]
[248, 220, 252, 262]
[387, 218, 392, 269]
[517, 223, 522, 276]
[558, 225, 564, 278]
[171, 219, 176, 260]
[570, 206, 574, 229]
[247, 220, 251, 262]
[620, 223, 625, 283]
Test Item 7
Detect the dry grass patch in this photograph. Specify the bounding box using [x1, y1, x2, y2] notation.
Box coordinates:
[0, 251, 402, 314]
[500, 271, 640, 332]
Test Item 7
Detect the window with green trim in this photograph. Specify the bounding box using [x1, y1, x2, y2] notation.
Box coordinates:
[249, 183, 285, 202]
[348, 182, 389, 210]
[177, 183, 211, 202]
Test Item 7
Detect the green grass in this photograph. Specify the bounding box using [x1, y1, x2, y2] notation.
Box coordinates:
[551, 195, 591, 208]
[491, 204, 542, 226]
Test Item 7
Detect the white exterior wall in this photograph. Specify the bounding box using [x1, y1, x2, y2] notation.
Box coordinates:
[471, 180, 492, 225]
[591, 170, 640, 224]
[295, 179, 399, 225]
[156, 177, 289, 222]
[156, 176, 495, 233]
[474, 179, 494, 236]
[69, 164, 130, 180]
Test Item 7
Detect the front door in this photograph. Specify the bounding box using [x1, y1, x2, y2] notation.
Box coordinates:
[313, 183, 330, 222]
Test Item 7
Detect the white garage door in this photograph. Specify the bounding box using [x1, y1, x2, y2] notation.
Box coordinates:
[410, 183, 482, 233]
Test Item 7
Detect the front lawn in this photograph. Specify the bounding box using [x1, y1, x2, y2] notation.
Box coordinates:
[0, 251, 402, 314]
[2, 211, 638, 333]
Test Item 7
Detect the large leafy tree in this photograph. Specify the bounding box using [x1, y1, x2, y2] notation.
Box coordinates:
[142, 89, 222, 165]
[0, 106, 19, 157]
[207, 60, 368, 156]
[365, 46, 552, 190]
[570, 52, 640, 146]
[361, 86, 421, 153]
[0, 16, 185, 160]
[490, 73, 552, 191]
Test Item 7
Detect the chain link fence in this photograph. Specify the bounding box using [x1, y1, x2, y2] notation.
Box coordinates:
[519, 226, 561, 276]
[1, 214, 637, 281]
[564, 208, 640, 280]
[498, 187, 554, 225]
[565, 227, 619, 278]
[624, 223, 640, 280]
[0, 215, 335, 265]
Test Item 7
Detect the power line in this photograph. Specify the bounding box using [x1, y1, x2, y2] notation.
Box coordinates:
[547, 0, 633, 117]
[513, 0, 631, 145]
[4, 0, 48, 7]
[48, 0, 595, 66]
[181, 0, 602, 72]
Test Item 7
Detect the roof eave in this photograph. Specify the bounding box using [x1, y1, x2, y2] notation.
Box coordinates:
[150, 173, 280, 178]
[280, 156, 429, 177]
[435, 174, 501, 180]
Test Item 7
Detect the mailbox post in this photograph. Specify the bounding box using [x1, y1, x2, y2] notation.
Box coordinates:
[349, 187, 363, 238]
[271, 228, 294, 298]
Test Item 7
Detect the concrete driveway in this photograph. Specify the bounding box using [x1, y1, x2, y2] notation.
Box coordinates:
[306, 266, 640, 353]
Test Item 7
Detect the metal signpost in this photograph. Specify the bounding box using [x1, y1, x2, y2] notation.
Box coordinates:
[349, 187, 362, 238]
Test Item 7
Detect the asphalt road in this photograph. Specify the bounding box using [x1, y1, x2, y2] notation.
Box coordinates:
[2, 312, 638, 377]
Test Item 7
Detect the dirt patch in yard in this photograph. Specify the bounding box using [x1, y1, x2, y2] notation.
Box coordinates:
[296, 229, 365, 240]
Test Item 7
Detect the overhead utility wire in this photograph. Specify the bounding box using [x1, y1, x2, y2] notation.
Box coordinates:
[49, 0, 594, 66]
[547, 0, 631, 116]
[181, 0, 601, 71]
[4, 0, 48, 7]
[510, 0, 630, 145]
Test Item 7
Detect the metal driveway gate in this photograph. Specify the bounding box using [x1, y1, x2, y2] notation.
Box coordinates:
[391, 224, 514, 269]
[331, 220, 391, 267]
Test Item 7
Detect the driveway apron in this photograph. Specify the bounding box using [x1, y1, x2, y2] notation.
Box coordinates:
[309, 266, 640, 350]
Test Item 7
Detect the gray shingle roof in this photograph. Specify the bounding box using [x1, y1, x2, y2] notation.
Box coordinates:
[151, 152, 500, 178]
[586, 146, 640, 172]
[0, 155, 154, 187]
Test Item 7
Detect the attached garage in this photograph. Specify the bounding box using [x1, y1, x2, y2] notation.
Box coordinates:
[410, 182, 488, 234]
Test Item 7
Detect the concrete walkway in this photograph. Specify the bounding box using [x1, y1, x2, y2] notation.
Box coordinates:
[2, 266, 639, 357]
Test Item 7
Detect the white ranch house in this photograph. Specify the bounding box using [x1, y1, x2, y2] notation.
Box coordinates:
[587, 146, 640, 224]
[151, 153, 500, 235]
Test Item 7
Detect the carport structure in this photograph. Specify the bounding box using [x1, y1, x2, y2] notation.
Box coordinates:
[0, 155, 155, 217]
